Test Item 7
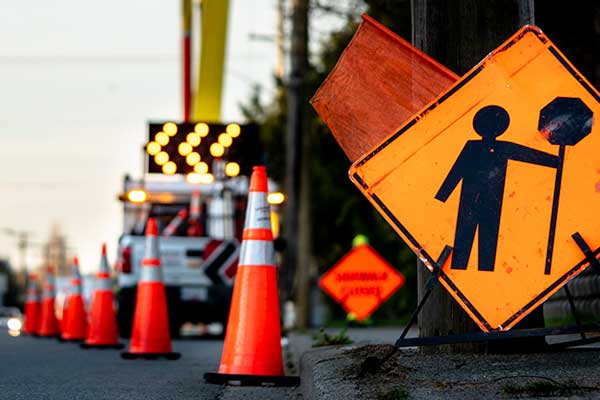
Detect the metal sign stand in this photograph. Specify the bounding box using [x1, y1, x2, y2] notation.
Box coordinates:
[359, 233, 600, 377]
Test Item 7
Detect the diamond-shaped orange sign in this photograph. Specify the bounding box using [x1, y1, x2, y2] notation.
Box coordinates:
[319, 244, 405, 321]
[350, 26, 600, 332]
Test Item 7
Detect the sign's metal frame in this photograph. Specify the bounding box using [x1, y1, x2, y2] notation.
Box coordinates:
[359, 236, 600, 377]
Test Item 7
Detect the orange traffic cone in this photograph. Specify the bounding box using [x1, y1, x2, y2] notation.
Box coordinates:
[57, 283, 70, 338]
[61, 257, 87, 341]
[162, 208, 188, 237]
[187, 190, 204, 236]
[204, 166, 299, 386]
[23, 273, 41, 335]
[37, 265, 59, 337]
[121, 218, 180, 360]
[81, 244, 123, 349]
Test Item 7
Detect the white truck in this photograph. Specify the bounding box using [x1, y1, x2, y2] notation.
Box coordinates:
[115, 174, 281, 337]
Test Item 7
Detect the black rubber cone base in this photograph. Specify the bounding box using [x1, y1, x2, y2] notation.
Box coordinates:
[80, 342, 125, 350]
[204, 372, 300, 387]
[120, 351, 181, 360]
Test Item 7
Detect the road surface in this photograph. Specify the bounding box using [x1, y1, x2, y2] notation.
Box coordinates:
[0, 333, 301, 400]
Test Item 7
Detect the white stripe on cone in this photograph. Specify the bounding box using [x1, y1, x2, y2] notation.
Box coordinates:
[239, 240, 276, 267]
[26, 290, 40, 302]
[243, 192, 272, 230]
[96, 277, 113, 291]
[70, 263, 82, 295]
[43, 274, 56, 298]
[190, 191, 202, 219]
[144, 235, 160, 260]
[140, 266, 163, 283]
[163, 213, 186, 236]
[98, 254, 110, 274]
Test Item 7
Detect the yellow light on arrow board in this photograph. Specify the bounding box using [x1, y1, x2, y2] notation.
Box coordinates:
[155, 151, 169, 166]
[178, 142, 193, 156]
[163, 122, 178, 136]
[186, 173, 202, 184]
[195, 122, 209, 137]
[210, 143, 225, 157]
[186, 132, 201, 146]
[186, 152, 200, 166]
[226, 123, 241, 138]
[218, 133, 233, 147]
[198, 173, 214, 184]
[155, 132, 169, 146]
[225, 162, 240, 177]
[146, 141, 161, 156]
[163, 161, 177, 175]
[194, 162, 209, 174]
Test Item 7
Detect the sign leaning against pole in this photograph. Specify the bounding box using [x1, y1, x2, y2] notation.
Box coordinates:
[349, 26, 600, 332]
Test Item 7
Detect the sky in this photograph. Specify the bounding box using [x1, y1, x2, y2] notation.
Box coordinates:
[0, 0, 281, 273]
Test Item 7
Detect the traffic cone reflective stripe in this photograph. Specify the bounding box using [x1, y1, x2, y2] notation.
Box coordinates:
[62, 257, 87, 341]
[140, 265, 163, 282]
[93, 245, 115, 290]
[238, 240, 276, 267]
[23, 274, 41, 335]
[38, 265, 59, 337]
[162, 209, 188, 237]
[122, 218, 179, 360]
[188, 190, 204, 236]
[83, 244, 122, 348]
[190, 190, 202, 218]
[206, 166, 298, 386]
[143, 224, 159, 259]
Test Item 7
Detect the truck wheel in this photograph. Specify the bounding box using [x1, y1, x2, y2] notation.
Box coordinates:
[117, 287, 136, 339]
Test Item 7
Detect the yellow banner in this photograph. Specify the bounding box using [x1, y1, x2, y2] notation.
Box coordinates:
[192, 0, 229, 121]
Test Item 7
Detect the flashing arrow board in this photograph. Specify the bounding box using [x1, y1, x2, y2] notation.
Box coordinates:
[319, 244, 405, 321]
[350, 26, 600, 332]
[146, 121, 261, 176]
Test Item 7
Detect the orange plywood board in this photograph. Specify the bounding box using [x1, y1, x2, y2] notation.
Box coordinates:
[310, 14, 457, 162]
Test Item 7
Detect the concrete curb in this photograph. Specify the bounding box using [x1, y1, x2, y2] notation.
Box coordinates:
[299, 345, 363, 400]
[297, 340, 600, 400]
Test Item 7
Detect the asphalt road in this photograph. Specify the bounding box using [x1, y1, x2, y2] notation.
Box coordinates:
[0, 332, 301, 400]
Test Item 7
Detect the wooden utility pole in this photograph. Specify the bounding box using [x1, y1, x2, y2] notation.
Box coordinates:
[285, 0, 311, 328]
[412, 0, 544, 352]
[275, 0, 285, 79]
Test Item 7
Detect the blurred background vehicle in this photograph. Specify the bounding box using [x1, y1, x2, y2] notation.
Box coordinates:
[115, 171, 282, 338]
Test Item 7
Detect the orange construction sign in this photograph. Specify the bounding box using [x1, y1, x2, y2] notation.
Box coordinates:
[350, 26, 600, 332]
[319, 244, 405, 321]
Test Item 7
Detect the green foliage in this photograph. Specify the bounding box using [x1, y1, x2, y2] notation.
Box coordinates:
[312, 327, 354, 347]
[239, 0, 417, 323]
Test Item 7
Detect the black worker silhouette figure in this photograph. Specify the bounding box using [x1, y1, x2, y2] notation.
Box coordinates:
[435, 105, 560, 271]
